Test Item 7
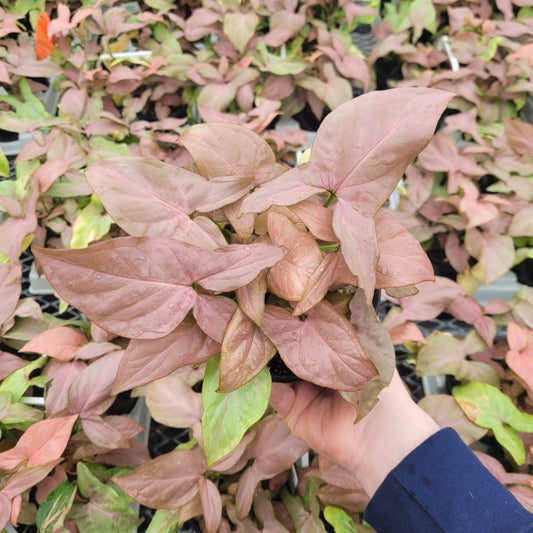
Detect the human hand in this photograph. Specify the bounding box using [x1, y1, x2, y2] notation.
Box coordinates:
[270, 370, 440, 497]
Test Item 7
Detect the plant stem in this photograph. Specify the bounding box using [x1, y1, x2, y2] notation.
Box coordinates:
[319, 244, 339, 251]
[323, 192, 336, 207]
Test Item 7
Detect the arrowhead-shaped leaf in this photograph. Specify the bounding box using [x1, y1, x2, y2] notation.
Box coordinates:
[262, 301, 377, 391]
[113, 450, 205, 508]
[33, 238, 285, 339]
[114, 316, 219, 393]
[267, 212, 323, 301]
[85, 157, 225, 249]
[0, 415, 77, 470]
[453, 381, 533, 464]
[20, 326, 87, 361]
[219, 308, 276, 392]
[202, 353, 271, 465]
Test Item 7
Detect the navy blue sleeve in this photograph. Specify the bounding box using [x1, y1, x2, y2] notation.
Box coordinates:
[364, 428, 533, 532]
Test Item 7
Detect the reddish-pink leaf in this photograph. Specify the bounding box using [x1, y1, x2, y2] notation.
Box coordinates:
[21, 326, 87, 361]
[333, 199, 378, 303]
[504, 118, 533, 156]
[113, 449, 205, 508]
[0, 352, 27, 380]
[267, 212, 323, 301]
[219, 308, 276, 392]
[262, 302, 377, 390]
[0, 263, 22, 326]
[236, 272, 267, 326]
[393, 277, 464, 322]
[114, 316, 219, 393]
[293, 252, 358, 316]
[140, 373, 202, 438]
[2, 460, 61, 499]
[44, 359, 86, 416]
[193, 295, 237, 343]
[375, 209, 434, 288]
[0, 416, 76, 470]
[32, 160, 70, 194]
[312, 88, 452, 211]
[179, 122, 276, 180]
[199, 477, 222, 533]
[236, 415, 307, 517]
[289, 201, 337, 242]
[81, 415, 130, 450]
[68, 350, 123, 417]
[33, 238, 284, 339]
[85, 157, 225, 249]
[464, 229, 515, 285]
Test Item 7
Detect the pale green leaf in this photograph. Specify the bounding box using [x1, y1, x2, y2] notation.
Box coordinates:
[146, 509, 183, 533]
[36, 480, 76, 533]
[223, 12, 259, 54]
[70, 194, 113, 249]
[0, 148, 9, 178]
[324, 506, 357, 533]
[202, 353, 271, 465]
[0, 357, 47, 402]
[453, 381, 533, 464]
[69, 462, 142, 533]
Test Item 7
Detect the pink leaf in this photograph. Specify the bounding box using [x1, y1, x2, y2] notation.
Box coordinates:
[68, 350, 123, 417]
[311, 88, 452, 212]
[21, 326, 87, 361]
[504, 118, 533, 156]
[267, 212, 323, 301]
[44, 359, 86, 416]
[219, 308, 276, 392]
[236, 415, 307, 517]
[262, 302, 377, 391]
[32, 160, 70, 194]
[179, 122, 276, 180]
[3, 460, 61, 499]
[81, 415, 130, 450]
[375, 209, 434, 288]
[0, 352, 27, 380]
[193, 295, 238, 343]
[464, 229, 515, 285]
[113, 449, 205, 508]
[0, 416, 76, 470]
[114, 316, 219, 393]
[85, 157, 224, 249]
[236, 272, 267, 326]
[393, 277, 464, 322]
[289, 201, 337, 242]
[34, 239, 284, 339]
[332, 199, 377, 303]
[199, 478, 223, 533]
[293, 252, 357, 316]
[140, 373, 202, 437]
[0, 263, 22, 326]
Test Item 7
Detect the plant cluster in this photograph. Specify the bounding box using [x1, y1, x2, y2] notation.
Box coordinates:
[0, 0, 533, 531]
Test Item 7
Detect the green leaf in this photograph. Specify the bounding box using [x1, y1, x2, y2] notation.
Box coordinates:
[0, 148, 9, 178]
[0, 394, 44, 430]
[324, 506, 356, 533]
[36, 480, 77, 533]
[453, 381, 533, 464]
[146, 509, 183, 533]
[202, 353, 271, 465]
[70, 194, 113, 249]
[255, 43, 308, 75]
[518, 7, 533, 17]
[86, 137, 130, 165]
[14, 0, 44, 15]
[479, 36, 502, 62]
[223, 11, 259, 54]
[0, 78, 51, 121]
[0, 357, 47, 402]
[409, 0, 436, 41]
[69, 462, 142, 533]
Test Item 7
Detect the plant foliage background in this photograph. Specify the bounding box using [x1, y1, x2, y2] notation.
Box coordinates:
[0, 0, 533, 532]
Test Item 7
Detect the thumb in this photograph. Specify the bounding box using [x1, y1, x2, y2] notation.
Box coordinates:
[269, 382, 295, 418]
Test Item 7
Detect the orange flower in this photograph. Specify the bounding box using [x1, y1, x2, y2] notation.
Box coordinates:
[35, 13, 56, 60]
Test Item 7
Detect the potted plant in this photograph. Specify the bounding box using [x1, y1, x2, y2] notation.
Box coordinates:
[9, 86, 450, 532]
